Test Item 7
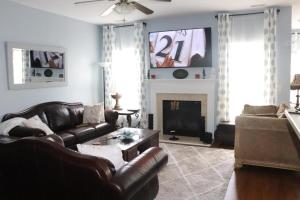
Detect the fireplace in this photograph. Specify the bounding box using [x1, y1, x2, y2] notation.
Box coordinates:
[163, 100, 205, 137]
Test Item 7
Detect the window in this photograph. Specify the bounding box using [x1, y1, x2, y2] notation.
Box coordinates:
[228, 14, 265, 120]
[111, 26, 140, 109]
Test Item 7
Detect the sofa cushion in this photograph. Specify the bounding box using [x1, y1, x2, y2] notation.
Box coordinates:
[56, 132, 77, 147]
[243, 104, 278, 115]
[45, 105, 72, 132]
[66, 125, 96, 142]
[68, 106, 84, 126]
[92, 123, 114, 137]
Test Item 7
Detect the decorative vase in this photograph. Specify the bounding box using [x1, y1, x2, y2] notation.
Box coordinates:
[111, 93, 122, 110]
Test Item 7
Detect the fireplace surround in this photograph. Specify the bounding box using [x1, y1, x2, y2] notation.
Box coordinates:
[148, 79, 216, 142]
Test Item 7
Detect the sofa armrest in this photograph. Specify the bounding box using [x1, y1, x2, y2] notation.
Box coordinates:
[105, 110, 119, 126]
[9, 126, 47, 137]
[109, 147, 168, 200]
[42, 134, 65, 147]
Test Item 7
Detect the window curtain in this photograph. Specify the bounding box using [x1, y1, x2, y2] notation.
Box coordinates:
[102, 22, 147, 128]
[228, 14, 265, 120]
[102, 25, 115, 109]
[217, 13, 231, 122]
[134, 22, 148, 128]
[264, 8, 277, 104]
[23, 50, 30, 83]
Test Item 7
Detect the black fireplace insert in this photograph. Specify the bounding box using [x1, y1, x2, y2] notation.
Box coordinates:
[163, 100, 205, 137]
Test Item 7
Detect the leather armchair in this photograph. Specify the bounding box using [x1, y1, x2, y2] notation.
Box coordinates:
[0, 135, 168, 200]
[235, 105, 300, 171]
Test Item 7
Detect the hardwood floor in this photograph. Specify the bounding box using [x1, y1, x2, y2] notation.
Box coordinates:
[225, 166, 300, 200]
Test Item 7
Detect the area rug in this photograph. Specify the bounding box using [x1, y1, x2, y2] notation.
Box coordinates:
[156, 143, 234, 200]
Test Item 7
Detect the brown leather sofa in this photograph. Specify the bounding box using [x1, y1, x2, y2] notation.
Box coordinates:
[0, 135, 168, 200]
[1, 101, 118, 148]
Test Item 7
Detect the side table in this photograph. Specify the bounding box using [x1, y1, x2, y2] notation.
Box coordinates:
[214, 121, 235, 148]
[115, 109, 140, 127]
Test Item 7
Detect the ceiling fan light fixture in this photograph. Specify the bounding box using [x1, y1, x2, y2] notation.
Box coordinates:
[114, 3, 135, 15]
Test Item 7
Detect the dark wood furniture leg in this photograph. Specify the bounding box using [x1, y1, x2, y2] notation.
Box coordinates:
[127, 115, 132, 127]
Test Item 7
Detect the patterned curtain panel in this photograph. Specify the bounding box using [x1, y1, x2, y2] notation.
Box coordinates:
[102, 25, 115, 109]
[217, 13, 231, 122]
[264, 8, 277, 105]
[134, 22, 148, 128]
[22, 50, 30, 83]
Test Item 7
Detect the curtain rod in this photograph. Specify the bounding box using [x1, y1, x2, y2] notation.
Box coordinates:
[113, 22, 146, 28]
[214, 9, 280, 19]
[292, 32, 300, 35]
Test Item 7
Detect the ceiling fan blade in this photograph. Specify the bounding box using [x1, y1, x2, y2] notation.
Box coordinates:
[74, 0, 113, 5]
[101, 4, 116, 16]
[131, 2, 154, 15]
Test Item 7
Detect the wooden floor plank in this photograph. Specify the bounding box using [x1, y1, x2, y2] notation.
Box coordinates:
[225, 166, 300, 200]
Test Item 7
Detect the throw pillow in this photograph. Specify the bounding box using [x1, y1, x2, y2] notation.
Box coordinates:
[276, 103, 289, 118]
[83, 103, 105, 124]
[23, 115, 54, 135]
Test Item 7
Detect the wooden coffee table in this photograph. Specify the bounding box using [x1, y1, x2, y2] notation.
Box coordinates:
[84, 128, 159, 161]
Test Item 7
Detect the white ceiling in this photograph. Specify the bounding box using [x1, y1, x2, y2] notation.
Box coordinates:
[8, 0, 299, 29]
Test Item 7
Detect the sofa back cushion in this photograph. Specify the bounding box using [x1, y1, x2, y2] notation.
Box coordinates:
[2, 110, 48, 125]
[45, 105, 72, 132]
[243, 104, 278, 115]
[68, 105, 84, 126]
[2, 102, 85, 133]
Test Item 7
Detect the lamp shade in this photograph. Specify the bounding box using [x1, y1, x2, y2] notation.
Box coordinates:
[291, 74, 300, 90]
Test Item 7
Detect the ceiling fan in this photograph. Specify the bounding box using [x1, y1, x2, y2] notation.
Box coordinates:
[74, 0, 171, 16]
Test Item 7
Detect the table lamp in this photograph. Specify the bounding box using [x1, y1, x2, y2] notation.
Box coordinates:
[290, 74, 300, 110]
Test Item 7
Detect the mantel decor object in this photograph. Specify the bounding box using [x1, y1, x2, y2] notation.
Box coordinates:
[173, 69, 188, 79]
[111, 92, 122, 110]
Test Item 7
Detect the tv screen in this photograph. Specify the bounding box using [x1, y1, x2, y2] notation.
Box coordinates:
[30, 50, 64, 69]
[149, 27, 212, 68]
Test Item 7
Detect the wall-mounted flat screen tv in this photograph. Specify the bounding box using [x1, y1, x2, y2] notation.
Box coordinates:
[30, 50, 64, 69]
[149, 27, 212, 68]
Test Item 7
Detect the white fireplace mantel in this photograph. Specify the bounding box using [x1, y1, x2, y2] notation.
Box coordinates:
[147, 79, 217, 134]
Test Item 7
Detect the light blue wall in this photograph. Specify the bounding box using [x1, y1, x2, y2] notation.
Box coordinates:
[0, 1, 101, 118]
[277, 7, 292, 104]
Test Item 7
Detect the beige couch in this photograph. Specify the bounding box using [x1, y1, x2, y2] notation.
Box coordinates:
[235, 104, 300, 171]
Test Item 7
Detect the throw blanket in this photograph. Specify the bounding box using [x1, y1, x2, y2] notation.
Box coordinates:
[0, 116, 54, 136]
[0, 117, 26, 136]
[77, 144, 126, 170]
